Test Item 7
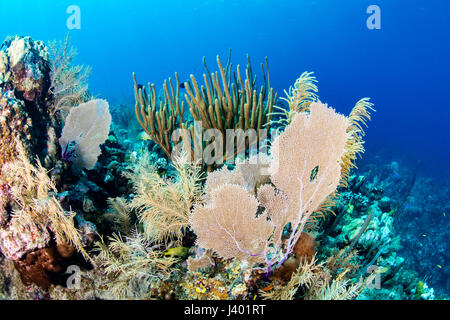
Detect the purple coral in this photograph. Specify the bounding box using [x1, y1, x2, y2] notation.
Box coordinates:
[61, 140, 78, 162]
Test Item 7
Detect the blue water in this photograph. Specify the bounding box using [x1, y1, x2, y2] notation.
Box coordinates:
[1, 0, 449, 178]
[1, 0, 448, 183]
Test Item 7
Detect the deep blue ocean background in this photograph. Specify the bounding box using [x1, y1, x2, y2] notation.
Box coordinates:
[1, 0, 449, 180]
[1, 0, 449, 296]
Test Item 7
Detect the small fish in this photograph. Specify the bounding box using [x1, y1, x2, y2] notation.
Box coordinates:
[261, 283, 273, 292]
[61, 140, 78, 162]
[375, 267, 389, 274]
[179, 82, 186, 89]
[137, 131, 152, 141]
[164, 247, 189, 258]
[437, 265, 442, 269]
[310, 165, 319, 182]
[137, 83, 145, 90]
[443, 212, 446, 217]
[346, 204, 354, 214]
[422, 234, 427, 237]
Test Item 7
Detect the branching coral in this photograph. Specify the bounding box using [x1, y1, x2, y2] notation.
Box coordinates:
[0, 140, 90, 262]
[303, 250, 375, 301]
[326, 247, 360, 276]
[134, 54, 277, 170]
[259, 256, 324, 300]
[260, 249, 373, 300]
[104, 197, 133, 235]
[306, 276, 366, 300]
[270, 71, 319, 126]
[190, 75, 374, 275]
[93, 231, 179, 299]
[126, 150, 203, 244]
[47, 33, 91, 118]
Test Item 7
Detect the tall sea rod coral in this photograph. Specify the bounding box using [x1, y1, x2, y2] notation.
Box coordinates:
[134, 54, 277, 170]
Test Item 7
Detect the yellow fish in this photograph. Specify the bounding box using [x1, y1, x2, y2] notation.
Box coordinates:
[137, 131, 152, 141]
[375, 267, 389, 274]
[164, 247, 189, 258]
[346, 204, 354, 214]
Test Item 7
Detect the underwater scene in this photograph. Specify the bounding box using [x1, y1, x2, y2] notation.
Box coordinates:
[0, 0, 449, 302]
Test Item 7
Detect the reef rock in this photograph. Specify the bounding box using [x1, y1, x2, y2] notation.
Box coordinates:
[0, 36, 68, 288]
[0, 35, 58, 169]
[0, 36, 50, 101]
[13, 247, 63, 289]
[0, 218, 51, 261]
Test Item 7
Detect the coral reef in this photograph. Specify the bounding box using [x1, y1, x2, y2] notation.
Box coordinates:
[0, 35, 130, 293]
[47, 33, 91, 118]
[314, 160, 447, 300]
[1, 33, 443, 301]
[0, 36, 54, 168]
[190, 99, 373, 273]
[125, 151, 202, 244]
[133, 54, 277, 170]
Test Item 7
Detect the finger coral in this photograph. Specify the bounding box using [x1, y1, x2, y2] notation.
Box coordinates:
[133, 54, 277, 170]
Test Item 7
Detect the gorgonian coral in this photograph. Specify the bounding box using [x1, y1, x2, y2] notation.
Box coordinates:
[190, 92, 374, 274]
